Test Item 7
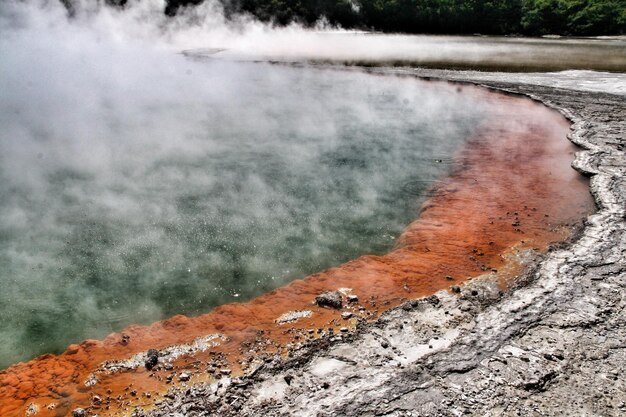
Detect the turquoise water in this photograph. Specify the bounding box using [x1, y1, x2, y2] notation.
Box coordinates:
[0, 47, 490, 367]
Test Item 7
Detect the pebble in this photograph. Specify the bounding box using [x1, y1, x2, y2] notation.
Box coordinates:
[341, 312, 353, 319]
[145, 349, 159, 370]
[315, 291, 343, 309]
[72, 408, 86, 417]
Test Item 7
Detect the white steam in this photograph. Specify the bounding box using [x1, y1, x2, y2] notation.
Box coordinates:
[0, 0, 489, 368]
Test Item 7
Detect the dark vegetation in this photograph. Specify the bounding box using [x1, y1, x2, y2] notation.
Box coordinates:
[164, 0, 625, 35]
[81, 0, 626, 36]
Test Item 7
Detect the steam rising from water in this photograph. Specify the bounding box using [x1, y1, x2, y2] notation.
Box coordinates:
[0, 0, 497, 368]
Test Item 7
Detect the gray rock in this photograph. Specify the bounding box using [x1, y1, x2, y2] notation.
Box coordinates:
[72, 408, 86, 417]
[315, 291, 342, 309]
[145, 348, 159, 370]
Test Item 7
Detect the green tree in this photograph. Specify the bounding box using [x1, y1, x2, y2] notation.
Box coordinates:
[521, 0, 626, 35]
[93, 0, 625, 35]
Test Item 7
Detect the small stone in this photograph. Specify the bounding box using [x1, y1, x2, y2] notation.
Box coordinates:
[381, 341, 389, 349]
[340, 327, 349, 333]
[347, 295, 359, 303]
[426, 295, 440, 306]
[276, 310, 313, 324]
[315, 291, 342, 309]
[221, 368, 232, 375]
[284, 375, 294, 385]
[73, 408, 86, 417]
[26, 404, 38, 416]
[403, 299, 420, 311]
[145, 349, 159, 370]
[451, 286, 461, 293]
[341, 312, 353, 320]
[179, 372, 191, 382]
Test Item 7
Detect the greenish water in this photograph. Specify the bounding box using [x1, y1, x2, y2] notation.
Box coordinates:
[0, 0, 510, 368]
[2, 0, 622, 378]
[0, 58, 490, 368]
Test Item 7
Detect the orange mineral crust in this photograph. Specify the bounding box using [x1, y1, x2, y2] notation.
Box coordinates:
[0, 84, 594, 417]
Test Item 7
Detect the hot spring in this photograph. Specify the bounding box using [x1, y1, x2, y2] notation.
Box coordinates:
[0, 0, 600, 374]
[0, 50, 492, 367]
[0, 3, 601, 414]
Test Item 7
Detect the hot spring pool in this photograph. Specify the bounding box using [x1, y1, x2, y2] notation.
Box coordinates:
[0, 55, 494, 367]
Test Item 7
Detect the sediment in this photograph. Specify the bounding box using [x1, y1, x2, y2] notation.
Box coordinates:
[1, 70, 623, 417]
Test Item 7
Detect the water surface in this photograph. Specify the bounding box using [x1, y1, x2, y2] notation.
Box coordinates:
[196, 34, 626, 72]
[0, 61, 488, 367]
[0, 80, 596, 417]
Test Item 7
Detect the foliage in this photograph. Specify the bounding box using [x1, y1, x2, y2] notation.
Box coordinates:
[164, 0, 626, 35]
[521, 0, 626, 35]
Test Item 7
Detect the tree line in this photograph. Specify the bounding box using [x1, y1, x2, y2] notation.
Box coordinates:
[104, 0, 626, 35]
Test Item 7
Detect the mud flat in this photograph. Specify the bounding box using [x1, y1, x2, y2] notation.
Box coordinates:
[140, 72, 625, 417]
[1, 70, 621, 417]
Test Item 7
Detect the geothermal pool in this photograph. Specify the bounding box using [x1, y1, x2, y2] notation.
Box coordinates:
[0, 60, 489, 367]
[0, 72, 596, 416]
[0, 2, 602, 415]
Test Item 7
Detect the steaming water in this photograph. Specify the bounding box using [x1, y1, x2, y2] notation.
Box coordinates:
[3, 0, 617, 369]
[0, 40, 492, 367]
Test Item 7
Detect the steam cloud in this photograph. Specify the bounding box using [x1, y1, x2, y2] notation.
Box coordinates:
[0, 0, 493, 368]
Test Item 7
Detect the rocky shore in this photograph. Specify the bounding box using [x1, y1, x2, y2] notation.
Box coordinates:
[142, 71, 626, 417]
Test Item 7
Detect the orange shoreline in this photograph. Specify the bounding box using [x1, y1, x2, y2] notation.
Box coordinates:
[0, 81, 595, 417]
